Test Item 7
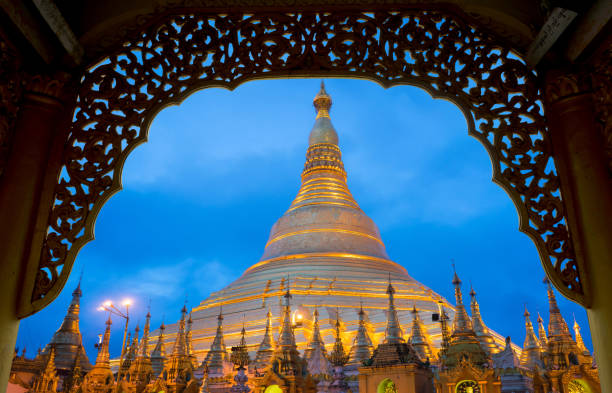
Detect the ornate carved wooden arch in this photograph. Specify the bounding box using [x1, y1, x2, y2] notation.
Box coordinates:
[20, 9, 587, 317]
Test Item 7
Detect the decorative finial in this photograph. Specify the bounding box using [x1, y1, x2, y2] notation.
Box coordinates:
[313, 80, 332, 119]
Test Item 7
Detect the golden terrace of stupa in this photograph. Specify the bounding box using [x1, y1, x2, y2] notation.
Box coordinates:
[156, 83, 510, 362]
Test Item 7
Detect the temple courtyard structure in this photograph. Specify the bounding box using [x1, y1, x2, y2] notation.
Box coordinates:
[8, 86, 601, 393]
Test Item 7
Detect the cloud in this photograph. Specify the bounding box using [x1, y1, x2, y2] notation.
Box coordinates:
[107, 258, 237, 301]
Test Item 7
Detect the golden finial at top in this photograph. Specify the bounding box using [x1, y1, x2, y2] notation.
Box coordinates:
[313, 80, 332, 119]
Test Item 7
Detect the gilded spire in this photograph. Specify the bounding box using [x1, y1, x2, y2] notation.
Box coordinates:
[328, 318, 349, 367]
[573, 315, 590, 356]
[451, 271, 473, 334]
[33, 347, 59, 393]
[313, 81, 332, 120]
[305, 307, 327, 361]
[230, 324, 251, 369]
[469, 285, 499, 354]
[95, 315, 112, 367]
[172, 306, 188, 356]
[204, 307, 229, 370]
[537, 312, 548, 346]
[186, 312, 198, 367]
[138, 312, 151, 358]
[254, 309, 275, 369]
[521, 306, 542, 369]
[45, 280, 91, 371]
[349, 303, 373, 365]
[439, 301, 451, 351]
[384, 278, 404, 344]
[277, 285, 298, 349]
[150, 322, 166, 375]
[409, 304, 433, 362]
[545, 279, 573, 341]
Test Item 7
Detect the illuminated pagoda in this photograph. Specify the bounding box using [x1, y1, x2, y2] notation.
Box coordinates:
[156, 83, 510, 372]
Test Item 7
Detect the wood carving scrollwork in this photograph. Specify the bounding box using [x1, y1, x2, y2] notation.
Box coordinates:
[25, 10, 585, 315]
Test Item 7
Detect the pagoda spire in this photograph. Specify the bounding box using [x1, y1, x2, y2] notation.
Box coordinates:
[204, 307, 229, 373]
[150, 322, 167, 375]
[329, 317, 349, 367]
[305, 307, 327, 361]
[469, 285, 499, 354]
[82, 317, 114, 393]
[451, 270, 473, 334]
[537, 312, 548, 346]
[545, 279, 573, 341]
[43, 280, 91, 371]
[438, 301, 451, 351]
[573, 315, 590, 356]
[409, 304, 433, 362]
[186, 312, 198, 367]
[268, 283, 307, 379]
[162, 306, 196, 390]
[520, 306, 542, 369]
[138, 312, 151, 358]
[33, 347, 59, 393]
[95, 315, 112, 367]
[231, 323, 251, 369]
[277, 285, 298, 349]
[383, 277, 404, 344]
[128, 312, 154, 387]
[254, 309, 275, 370]
[349, 303, 373, 365]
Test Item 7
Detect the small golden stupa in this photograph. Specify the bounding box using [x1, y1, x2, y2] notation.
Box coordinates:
[158, 83, 508, 364]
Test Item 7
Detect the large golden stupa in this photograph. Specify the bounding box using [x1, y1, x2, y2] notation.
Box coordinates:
[161, 83, 507, 362]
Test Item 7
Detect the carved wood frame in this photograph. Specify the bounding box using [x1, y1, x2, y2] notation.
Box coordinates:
[18, 9, 587, 317]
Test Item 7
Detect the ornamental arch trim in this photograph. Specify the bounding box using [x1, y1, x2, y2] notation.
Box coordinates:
[20, 9, 586, 317]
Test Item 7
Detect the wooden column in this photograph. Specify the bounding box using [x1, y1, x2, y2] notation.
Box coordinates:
[545, 70, 612, 393]
[0, 74, 74, 393]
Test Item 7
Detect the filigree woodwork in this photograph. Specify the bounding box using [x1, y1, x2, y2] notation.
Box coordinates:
[26, 10, 584, 315]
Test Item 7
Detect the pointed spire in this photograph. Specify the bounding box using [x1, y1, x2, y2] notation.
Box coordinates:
[277, 283, 298, 349]
[305, 307, 327, 361]
[138, 312, 151, 359]
[230, 323, 251, 369]
[521, 306, 542, 369]
[409, 304, 433, 362]
[44, 346, 57, 374]
[204, 307, 229, 371]
[313, 81, 333, 120]
[172, 306, 188, 357]
[438, 301, 451, 351]
[349, 303, 373, 365]
[544, 279, 573, 341]
[185, 312, 198, 367]
[329, 318, 349, 367]
[254, 309, 276, 370]
[469, 285, 499, 354]
[384, 276, 404, 344]
[573, 315, 590, 356]
[150, 322, 167, 375]
[450, 270, 473, 334]
[95, 316, 112, 367]
[537, 312, 548, 346]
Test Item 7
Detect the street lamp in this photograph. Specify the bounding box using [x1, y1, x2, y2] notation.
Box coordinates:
[98, 298, 132, 379]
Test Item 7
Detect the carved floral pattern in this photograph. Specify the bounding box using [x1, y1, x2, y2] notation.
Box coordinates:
[29, 10, 584, 313]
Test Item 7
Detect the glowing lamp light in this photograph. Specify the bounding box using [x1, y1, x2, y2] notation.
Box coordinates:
[103, 300, 112, 307]
[97, 307, 104, 311]
[296, 313, 303, 320]
[122, 299, 132, 307]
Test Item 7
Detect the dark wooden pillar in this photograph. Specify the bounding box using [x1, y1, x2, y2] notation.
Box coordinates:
[544, 69, 612, 393]
[0, 74, 74, 393]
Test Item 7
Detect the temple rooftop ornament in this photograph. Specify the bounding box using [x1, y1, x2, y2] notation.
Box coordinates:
[469, 285, 500, 355]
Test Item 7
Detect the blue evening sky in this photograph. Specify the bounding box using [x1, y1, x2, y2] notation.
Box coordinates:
[17, 78, 592, 361]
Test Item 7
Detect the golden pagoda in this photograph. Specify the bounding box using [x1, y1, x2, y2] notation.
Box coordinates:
[157, 82, 509, 370]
